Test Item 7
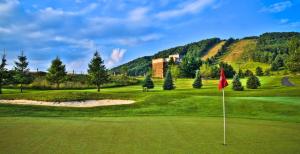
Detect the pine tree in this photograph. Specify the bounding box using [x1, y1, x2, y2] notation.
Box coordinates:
[232, 74, 244, 91]
[0, 52, 7, 94]
[238, 69, 244, 78]
[13, 51, 34, 93]
[246, 75, 261, 89]
[88, 51, 108, 92]
[192, 70, 202, 89]
[255, 67, 264, 76]
[245, 69, 253, 77]
[46, 57, 67, 89]
[163, 70, 174, 90]
[142, 74, 154, 91]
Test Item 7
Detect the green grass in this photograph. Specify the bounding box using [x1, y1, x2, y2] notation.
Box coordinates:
[0, 76, 300, 122]
[0, 117, 299, 154]
[0, 75, 300, 153]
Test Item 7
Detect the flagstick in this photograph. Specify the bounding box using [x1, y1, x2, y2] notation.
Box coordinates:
[223, 88, 226, 145]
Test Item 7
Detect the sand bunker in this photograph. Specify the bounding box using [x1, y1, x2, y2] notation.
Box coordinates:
[0, 99, 135, 107]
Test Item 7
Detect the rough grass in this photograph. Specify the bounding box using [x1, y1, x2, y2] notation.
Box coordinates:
[0, 117, 299, 154]
[201, 41, 226, 60]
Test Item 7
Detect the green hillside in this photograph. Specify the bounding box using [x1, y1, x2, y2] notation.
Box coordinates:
[111, 38, 221, 76]
[111, 32, 300, 76]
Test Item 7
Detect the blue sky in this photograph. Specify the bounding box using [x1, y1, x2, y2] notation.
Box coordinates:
[0, 0, 299, 73]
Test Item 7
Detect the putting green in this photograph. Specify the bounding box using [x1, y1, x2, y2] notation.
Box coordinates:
[0, 117, 299, 154]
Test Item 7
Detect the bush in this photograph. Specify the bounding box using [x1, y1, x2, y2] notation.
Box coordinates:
[163, 70, 174, 90]
[245, 69, 253, 77]
[246, 75, 261, 89]
[232, 74, 244, 91]
[192, 70, 202, 89]
[256, 67, 264, 76]
[142, 75, 154, 91]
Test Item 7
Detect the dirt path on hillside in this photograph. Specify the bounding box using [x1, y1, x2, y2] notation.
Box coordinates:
[281, 77, 295, 87]
[0, 99, 135, 107]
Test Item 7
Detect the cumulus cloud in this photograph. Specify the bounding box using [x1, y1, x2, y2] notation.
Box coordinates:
[260, 1, 292, 13]
[156, 0, 214, 19]
[107, 48, 126, 67]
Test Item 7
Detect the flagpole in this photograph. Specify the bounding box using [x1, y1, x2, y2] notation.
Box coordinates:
[223, 88, 226, 145]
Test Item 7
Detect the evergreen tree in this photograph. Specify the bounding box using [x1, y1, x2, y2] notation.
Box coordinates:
[13, 51, 34, 93]
[163, 70, 174, 90]
[142, 74, 154, 91]
[238, 69, 244, 78]
[286, 37, 300, 72]
[246, 75, 261, 89]
[0, 52, 7, 94]
[232, 74, 244, 91]
[192, 70, 202, 89]
[244, 69, 253, 77]
[255, 67, 264, 76]
[46, 57, 67, 89]
[88, 51, 108, 92]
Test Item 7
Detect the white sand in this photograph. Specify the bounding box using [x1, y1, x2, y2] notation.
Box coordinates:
[0, 99, 135, 108]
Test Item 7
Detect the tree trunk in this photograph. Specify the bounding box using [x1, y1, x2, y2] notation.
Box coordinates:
[0, 83, 2, 94]
[56, 83, 60, 89]
[97, 85, 100, 92]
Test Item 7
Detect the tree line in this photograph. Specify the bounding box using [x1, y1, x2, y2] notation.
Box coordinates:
[0, 51, 109, 94]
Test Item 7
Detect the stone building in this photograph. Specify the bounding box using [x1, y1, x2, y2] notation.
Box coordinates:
[152, 54, 182, 78]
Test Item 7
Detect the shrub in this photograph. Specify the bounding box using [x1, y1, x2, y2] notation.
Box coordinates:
[142, 75, 154, 91]
[232, 74, 244, 91]
[193, 70, 202, 89]
[256, 67, 264, 76]
[246, 75, 261, 89]
[245, 69, 253, 77]
[163, 70, 174, 90]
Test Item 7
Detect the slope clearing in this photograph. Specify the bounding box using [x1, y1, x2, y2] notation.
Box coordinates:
[201, 41, 226, 60]
[221, 39, 270, 71]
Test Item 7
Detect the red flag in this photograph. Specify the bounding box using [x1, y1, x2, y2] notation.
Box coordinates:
[218, 68, 228, 90]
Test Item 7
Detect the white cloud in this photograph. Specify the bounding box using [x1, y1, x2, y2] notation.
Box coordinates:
[156, 0, 214, 19]
[115, 33, 163, 46]
[0, 0, 19, 13]
[280, 18, 289, 24]
[260, 1, 292, 13]
[53, 36, 96, 50]
[39, 3, 97, 17]
[107, 48, 126, 67]
[128, 7, 149, 22]
[0, 26, 12, 33]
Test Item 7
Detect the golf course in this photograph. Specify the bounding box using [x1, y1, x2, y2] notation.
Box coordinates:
[0, 76, 300, 153]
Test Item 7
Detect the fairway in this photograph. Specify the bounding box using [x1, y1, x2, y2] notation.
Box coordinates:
[0, 117, 299, 154]
[0, 76, 300, 153]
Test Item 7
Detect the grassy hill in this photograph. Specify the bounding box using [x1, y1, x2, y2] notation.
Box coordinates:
[111, 32, 300, 76]
[220, 39, 270, 72]
[201, 41, 226, 60]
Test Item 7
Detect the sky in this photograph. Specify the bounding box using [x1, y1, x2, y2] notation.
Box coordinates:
[0, 0, 299, 73]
